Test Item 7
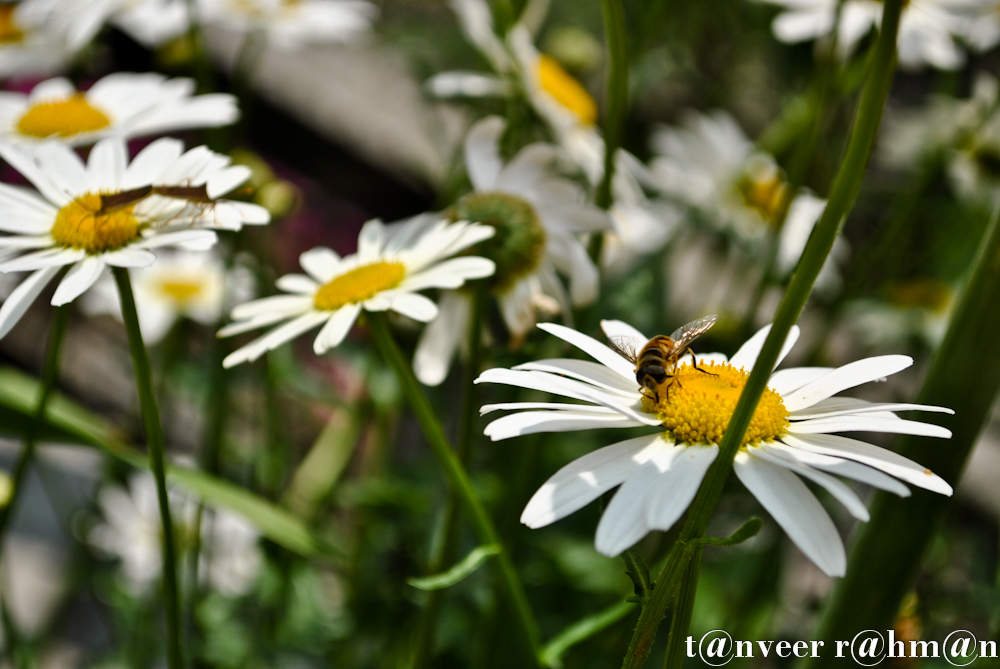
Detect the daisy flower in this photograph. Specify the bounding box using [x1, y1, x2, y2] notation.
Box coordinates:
[0, 0, 79, 79]
[0, 136, 270, 339]
[412, 116, 610, 386]
[219, 217, 496, 368]
[756, 0, 989, 71]
[476, 319, 953, 577]
[198, 0, 378, 50]
[113, 0, 191, 48]
[650, 109, 844, 290]
[81, 248, 254, 344]
[0, 72, 237, 146]
[199, 509, 263, 596]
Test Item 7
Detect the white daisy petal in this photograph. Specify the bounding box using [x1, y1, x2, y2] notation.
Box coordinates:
[134, 230, 218, 250]
[275, 274, 319, 294]
[768, 441, 910, 497]
[767, 367, 834, 395]
[480, 402, 621, 415]
[536, 322, 637, 380]
[399, 257, 495, 291]
[87, 138, 128, 190]
[729, 324, 800, 372]
[388, 292, 439, 322]
[231, 294, 313, 320]
[600, 319, 648, 346]
[788, 414, 951, 439]
[356, 219, 386, 262]
[513, 359, 639, 396]
[313, 303, 361, 354]
[484, 410, 646, 441]
[0, 248, 86, 273]
[413, 290, 470, 387]
[790, 397, 954, 420]
[102, 249, 157, 268]
[521, 434, 662, 529]
[783, 433, 952, 496]
[464, 116, 505, 191]
[222, 311, 329, 368]
[734, 452, 846, 577]
[299, 247, 341, 283]
[782, 355, 914, 412]
[51, 256, 105, 306]
[644, 444, 718, 530]
[595, 461, 660, 556]
[751, 443, 869, 521]
[0, 266, 61, 338]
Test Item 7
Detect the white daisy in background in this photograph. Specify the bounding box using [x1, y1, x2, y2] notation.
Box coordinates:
[89, 473, 193, 593]
[0, 136, 270, 339]
[476, 319, 953, 576]
[219, 217, 496, 367]
[90, 474, 263, 596]
[113, 0, 191, 49]
[650, 109, 844, 290]
[198, 0, 378, 50]
[756, 0, 990, 71]
[412, 116, 610, 386]
[0, 0, 81, 79]
[427, 0, 669, 263]
[0, 72, 237, 146]
[881, 73, 1000, 201]
[844, 278, 956, 350]
[81, 249, 254, 344]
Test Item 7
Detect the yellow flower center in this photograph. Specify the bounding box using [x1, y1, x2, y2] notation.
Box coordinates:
[0, 5, 24, 44]
[536, 54, 598, 126]
[313, 261, 406, 311]
[17, 94, 112, 139]
[157, 279, 204, 303]
[644, 362, 789, 447]
[738, 159, 789, 224]
[50, 193, 142, 253]
[885, 278, 952, 313]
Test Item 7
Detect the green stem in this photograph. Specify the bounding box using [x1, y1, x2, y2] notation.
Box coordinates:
[412, 286, 486, 668]
[0, 305, 68, 543]
[113, 268, 183, 669]
[620, 2, 903, 666]
[367, 312, 542, 664]
[662, 548, 701, 669]
[803, 201, 1000, 669]
[595, 0, 628, 211]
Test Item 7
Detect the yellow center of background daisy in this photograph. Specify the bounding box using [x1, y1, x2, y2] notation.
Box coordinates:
[0, 6, 24, 44]
[51, 193, 142, 253]
[314, 261, 406, 311]
[645, 362, 789, 447]
[536, 54, 598, 126]
[157, 280, 204, 304]
[17, 94, 112, 138]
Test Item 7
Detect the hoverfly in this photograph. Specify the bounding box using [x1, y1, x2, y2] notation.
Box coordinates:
[98, 184, 214, 214]
[608, 314, 718, 403]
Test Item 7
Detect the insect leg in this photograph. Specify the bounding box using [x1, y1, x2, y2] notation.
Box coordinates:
[689, 349, 718, 376]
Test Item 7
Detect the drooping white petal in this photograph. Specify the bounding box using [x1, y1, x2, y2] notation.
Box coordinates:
[0, 265, 60, 338]
[521, 434, 662, 529]
[389, 291, 438, 322]
[413, 290, 469, 387]
[788, 414, 951, 439]
[782, 433, 953, 496]
[464, 116, 505, 192]
[781, 355, 913, 412]
[644, 444, 718, 529]
[51, 256, 105, 306]
[313, 303, 361, 354]
[750, 444, 869, 521]
[734, 452, 846, 577]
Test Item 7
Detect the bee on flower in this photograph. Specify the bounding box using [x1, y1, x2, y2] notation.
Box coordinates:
[0, 136, 270, 339]
[477, 319, 953, 577]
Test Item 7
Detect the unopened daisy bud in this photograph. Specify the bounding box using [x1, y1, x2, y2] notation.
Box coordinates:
[0, 471, 13, 508]
[256, 180, 300, 219]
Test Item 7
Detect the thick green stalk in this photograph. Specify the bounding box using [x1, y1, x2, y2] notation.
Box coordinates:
[113, 268, 183, 669]
[662, 549, 701, 669]
[620, 2, 903, 666]
[412, 286, 486, 668]
[804, 202, 1000, 669]
[0, 305, 69, 543]
[367, 313, 542, 664]
[595, 0, 628, 211]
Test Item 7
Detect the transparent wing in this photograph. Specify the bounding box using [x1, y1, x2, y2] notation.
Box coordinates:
[606, 335, 640, 364]
[669, 314, 718, 350]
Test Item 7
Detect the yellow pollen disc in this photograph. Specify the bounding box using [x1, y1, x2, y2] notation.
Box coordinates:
[157, 280, 204, 303]
[536, 54, 598, 126]
[51, 193, 141, 253]
[314, 261, 406, 311]
[739, 171, 788, 223]
[645, 362, 789, 447]
[17, 94, 112, 139]
[0, 5, 24, 44]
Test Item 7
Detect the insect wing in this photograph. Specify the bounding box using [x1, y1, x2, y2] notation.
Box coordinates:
[668, 314, 718, 350]
[606, 335, 641, 364]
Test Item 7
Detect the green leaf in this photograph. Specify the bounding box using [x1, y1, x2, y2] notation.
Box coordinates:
[698, 517, 763, 548]
[540, 601, 635, 668]
[282, 407, 361, 519]
[407, 544, 500, 591]
[0, 366, 338, 560]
